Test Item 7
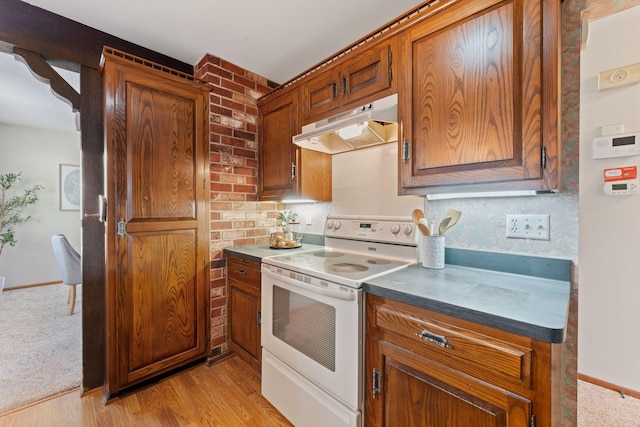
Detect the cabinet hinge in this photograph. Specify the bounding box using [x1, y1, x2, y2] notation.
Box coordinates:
[530, 414, 536, 427]
[372, 368, 382, 399]
[257, 309, 261, 326]
[388, 46, 393, 85]
[117, 219, 127, 236]
[403, 139, 411, 163]
[541, 146, 547, 170]
[291, 162, 297, 179]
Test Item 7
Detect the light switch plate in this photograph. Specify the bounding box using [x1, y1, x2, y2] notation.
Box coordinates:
[506, 214, 550, 240]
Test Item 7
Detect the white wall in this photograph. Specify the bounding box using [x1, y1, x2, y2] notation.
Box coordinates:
[0, 123, 81, 288]
[579, 5, 640, 391]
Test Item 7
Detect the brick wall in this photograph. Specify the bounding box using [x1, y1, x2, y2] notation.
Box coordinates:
[194, 54, 283, 358]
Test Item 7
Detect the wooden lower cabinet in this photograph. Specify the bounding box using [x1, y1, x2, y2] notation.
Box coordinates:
[227, 256, 261, 372]
[365, 294, 560, 426]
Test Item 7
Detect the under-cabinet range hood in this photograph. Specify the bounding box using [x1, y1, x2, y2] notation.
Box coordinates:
[293, 93, 398, 155]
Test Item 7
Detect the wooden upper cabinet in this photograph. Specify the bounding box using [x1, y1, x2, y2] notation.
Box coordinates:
[398, 0, 559, 194]
[259, 90, 298, 200]
[301, 41, 394, 125]
[258, 89, 332, 201]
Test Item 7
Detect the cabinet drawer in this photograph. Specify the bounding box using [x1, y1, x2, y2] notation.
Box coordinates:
[368, 296, 533, 390]
[227, 257, 261, 288]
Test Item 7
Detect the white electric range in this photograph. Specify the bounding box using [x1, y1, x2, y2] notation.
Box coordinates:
[261, 215, 418, 427]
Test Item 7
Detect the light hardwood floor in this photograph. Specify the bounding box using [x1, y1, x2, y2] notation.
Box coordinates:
[0, 356, 293, 427]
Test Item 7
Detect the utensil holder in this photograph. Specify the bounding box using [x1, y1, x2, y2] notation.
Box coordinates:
[420, 235, 445, 269]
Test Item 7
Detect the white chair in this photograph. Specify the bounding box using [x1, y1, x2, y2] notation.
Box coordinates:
[51, 234, 81, 315]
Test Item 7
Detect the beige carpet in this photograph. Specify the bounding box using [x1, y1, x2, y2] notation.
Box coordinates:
[579, 380, 640, 426]
[0, 284, 81, 414]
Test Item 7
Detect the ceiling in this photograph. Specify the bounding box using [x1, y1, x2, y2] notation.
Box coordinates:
[0, 0, 425, 134]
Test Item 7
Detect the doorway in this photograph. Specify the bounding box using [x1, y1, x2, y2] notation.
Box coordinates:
[0, 50, 83, 413]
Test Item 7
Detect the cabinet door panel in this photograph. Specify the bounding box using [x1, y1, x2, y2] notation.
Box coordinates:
[259, 91, 298, 199]
[399, 0, 558, 193]
[341, 43, 392, 108]
[386, 359, 506, 427]
[229, 280, 260, 361]
[301, 71, 340, 124]
[412, 4, 516, 171]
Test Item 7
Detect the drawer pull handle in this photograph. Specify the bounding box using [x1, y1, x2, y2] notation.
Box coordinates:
[237, 269, 247, 275]
[415, 330, 453, 349]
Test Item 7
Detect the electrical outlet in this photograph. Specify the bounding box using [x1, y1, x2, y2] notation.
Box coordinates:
[506, 214, 550, 240]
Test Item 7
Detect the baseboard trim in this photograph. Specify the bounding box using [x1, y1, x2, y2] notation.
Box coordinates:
[207, 351, 234, 366]
[579, 373, 640, 399]
[3, 281, 63, 291]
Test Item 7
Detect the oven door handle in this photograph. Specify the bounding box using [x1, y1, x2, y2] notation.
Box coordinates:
[263, 268, 356, 301]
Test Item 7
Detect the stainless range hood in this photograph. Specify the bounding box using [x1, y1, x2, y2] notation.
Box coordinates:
[293, 93, 398, 155]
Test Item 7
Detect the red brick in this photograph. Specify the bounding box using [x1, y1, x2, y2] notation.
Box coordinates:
[233, 129, 256, 141]
[221, 78, 246, 95]
[233, 237, 256, 246]
[233, 220, 256, 229]
[220, 59, 246, 76]
[221, 97, 245, 112]
[210, 144, 233, 155]
[210, 336, 226, 348]
[210, 201, 233, 211]
[201, 75, 220, 86]
[211, 297, 226, 308]
[211, 182, 233, 192]
[234, 148, 256, 159]
[211, 221, 233, 230]
[210, 123, 232, 136]
[234, 184, 256, 193]
[210, 307, 222, 319]
[211, 164, 233, 174]
[246, 159, 258, 168]
[211, 105, 233, 117]
[246, 123, 257, 134]
[211, 65, 233, 80]
[246, 105, 258, 116]
[234, 74, 257, 90]
[257, 83, 273, 95]
[233, 92, 256, 106]
[211, 86, 233, 99]
[209, 93, 221, 104]
[234, 166, 256, 176]
[218, 192, 247, 202]
[220, 135, 247, 148]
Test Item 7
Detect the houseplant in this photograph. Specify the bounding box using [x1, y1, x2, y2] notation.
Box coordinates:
[0, 172, 43, 293]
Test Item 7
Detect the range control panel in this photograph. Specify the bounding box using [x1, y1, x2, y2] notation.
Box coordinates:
[325, 215, 417, 245]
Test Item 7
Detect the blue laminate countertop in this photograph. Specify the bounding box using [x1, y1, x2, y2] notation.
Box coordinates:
[225, 243, 571, 344]
[364, 257, 571, 343]
[224, 243, 324, 264]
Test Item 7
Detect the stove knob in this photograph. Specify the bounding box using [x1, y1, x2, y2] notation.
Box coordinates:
[333, 221, 342, 230]
[390, 224, 401, 234]
[327, 220, 334, 229]
[403, 224, 414, 235]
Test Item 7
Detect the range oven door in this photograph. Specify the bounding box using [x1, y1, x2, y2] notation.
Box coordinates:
[261, 263, 363, 411]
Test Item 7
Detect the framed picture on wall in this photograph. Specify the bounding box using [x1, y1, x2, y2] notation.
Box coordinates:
[59, 164, 80, 211]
